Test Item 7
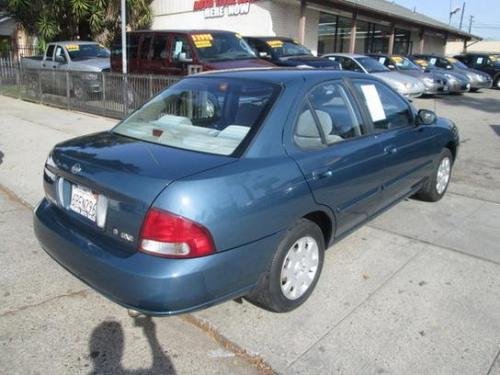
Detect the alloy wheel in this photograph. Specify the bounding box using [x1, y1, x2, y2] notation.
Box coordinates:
[436, 157, 451, 194]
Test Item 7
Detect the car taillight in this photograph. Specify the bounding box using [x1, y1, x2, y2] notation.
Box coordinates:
[139, 208, 215, 258]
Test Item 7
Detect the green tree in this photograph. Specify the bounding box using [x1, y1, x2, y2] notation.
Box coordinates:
[6, 0, 153, 47]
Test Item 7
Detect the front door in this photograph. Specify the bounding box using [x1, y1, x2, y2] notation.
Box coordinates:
[351, 78, 439, 206]
[287, 80, 387, 236]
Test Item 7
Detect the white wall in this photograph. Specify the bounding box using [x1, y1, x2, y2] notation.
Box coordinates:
[446, 40, 500, 55]
[151, 0, 320, 55]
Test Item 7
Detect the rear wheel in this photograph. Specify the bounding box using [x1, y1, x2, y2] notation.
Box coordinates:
[415, 148, 453, 202]
[469, 87, 479, 92]
[246, 219, 325, 312]
[494, 75, 500, 89]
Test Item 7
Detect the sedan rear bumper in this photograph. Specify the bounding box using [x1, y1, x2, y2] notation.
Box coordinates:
[34, 199, 280, 315]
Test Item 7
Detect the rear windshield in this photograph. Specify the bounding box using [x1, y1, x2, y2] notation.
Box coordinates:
[65, 44, 110, 60]
[113, 78, 280, 156]
[192, 32, 256, 62]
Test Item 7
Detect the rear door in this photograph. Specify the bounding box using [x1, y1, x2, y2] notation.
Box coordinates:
[148, 33, 170, 74]
[351, 78, 439, 205]
[286, 80, 387, 236]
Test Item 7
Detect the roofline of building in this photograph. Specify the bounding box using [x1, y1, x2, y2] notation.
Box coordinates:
[308, 0, 482, 41]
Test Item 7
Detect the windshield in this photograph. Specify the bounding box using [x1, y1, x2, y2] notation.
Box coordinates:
[392, 56, 420, 70]
[192, 33, 256, 62]
[265, 39, 311, 57]
[65, 44, 110, 60]
[355, 57, 389, 73]
[113, 78, 280, 156]
[447, 57, 468, 69]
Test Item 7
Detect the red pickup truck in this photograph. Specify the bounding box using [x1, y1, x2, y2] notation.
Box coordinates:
[111, 30, 275, 75]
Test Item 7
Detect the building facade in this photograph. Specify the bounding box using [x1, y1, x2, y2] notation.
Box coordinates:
[151, 0, 477, 56]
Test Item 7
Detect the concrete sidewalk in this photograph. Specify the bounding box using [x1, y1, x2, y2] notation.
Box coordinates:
[1, 94, 499, 374]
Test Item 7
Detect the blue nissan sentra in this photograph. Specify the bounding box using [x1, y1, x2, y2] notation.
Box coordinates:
[34, 69, 459, 315]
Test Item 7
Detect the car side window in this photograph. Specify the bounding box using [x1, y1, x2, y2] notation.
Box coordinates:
[140, 35, 153, 60]
[54, 46, 66, 63]
[152, 35, 169, 60]
[294, 82, 366, 150]
[353, 80, 412, 132]
[45, 45, 55, 60]
[341, 57, 363, 72]
[171, 35, 192, 60]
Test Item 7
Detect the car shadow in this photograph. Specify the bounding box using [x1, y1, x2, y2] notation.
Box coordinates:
[88, 317, 176, 374]
[435, 92, 500, 113]
[490, 125, 500, 136]
[0, 150, 4, 166]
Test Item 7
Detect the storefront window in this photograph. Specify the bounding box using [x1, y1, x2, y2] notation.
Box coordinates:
[318, 13, 337, 55]
[337, 16, 353, 53]
[393, 28, 411, 55]
[368, 23, 391, 54]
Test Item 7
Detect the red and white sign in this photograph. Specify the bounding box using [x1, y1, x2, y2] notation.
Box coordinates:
[193, 0, 255, 18]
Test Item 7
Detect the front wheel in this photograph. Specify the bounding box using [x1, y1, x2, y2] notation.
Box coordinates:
[415, 148, 453, 202]
[494, 75, 500, 90]
[246, 219, 325, 312]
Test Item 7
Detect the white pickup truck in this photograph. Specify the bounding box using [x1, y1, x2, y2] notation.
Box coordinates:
[21, 41, 110, 99]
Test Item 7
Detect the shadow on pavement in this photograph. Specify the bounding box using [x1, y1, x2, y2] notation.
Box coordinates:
[88, 317, 176, 375]
[0, 150, 3, 165]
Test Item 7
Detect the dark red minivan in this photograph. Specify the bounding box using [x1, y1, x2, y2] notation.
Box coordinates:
[111, 30, 275, 75]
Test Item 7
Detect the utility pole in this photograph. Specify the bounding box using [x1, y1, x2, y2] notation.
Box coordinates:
[468, 15, 474, 34]
[459, 2, 466, 30]
[121, 0, 127, 75]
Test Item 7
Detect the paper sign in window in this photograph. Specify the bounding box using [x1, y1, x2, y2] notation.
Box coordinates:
[477, 57, 484, 64]
[360, 84, 386, 122]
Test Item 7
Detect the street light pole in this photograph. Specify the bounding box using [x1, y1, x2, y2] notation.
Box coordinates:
[121, 0, 127, 75]
[459, 2, 466, 30]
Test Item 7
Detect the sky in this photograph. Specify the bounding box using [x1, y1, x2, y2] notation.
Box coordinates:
[394, 0, 500, 40]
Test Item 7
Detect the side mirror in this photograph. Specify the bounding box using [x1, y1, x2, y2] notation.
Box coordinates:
[177, 52, 193, 63]
[55, 55, 66, 64]
[258, 51, 270, 59]
[417, 109, 437, 125]
[387, 64, 396, 70]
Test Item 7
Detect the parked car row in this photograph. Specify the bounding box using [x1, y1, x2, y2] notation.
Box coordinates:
[21, 30, 500, 102]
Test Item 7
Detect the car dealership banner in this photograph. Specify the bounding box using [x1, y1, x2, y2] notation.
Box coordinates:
[193, 0, 256, 18]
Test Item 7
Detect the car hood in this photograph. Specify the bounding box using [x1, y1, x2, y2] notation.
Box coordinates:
[204, 58, 275, 70]
[277, 55, 340, 68]
[372, 71, 422, 85]
[71, 58, 110, 72]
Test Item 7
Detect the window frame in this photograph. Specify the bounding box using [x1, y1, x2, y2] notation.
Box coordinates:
[292, 79, 371, 151]
[348, 77, 416, 134]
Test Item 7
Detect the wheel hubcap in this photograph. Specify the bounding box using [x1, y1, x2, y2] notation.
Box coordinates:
[436, 157, 451, 194]
[280, 236, 319, 300]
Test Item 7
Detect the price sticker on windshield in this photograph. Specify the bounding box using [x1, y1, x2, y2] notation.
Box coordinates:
[192, 34, 213, 48]
[266, 40, 284, 48]
[66, 44, 80, 52]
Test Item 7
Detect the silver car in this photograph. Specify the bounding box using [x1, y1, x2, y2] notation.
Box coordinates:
[323, 53, 425, 98]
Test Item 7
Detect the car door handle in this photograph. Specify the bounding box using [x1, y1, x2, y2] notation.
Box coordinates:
[384, 145, 398, 155]
[312, 169, 334, 180]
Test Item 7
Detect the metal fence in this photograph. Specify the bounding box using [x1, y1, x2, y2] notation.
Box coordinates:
[0, 62, 181, 119]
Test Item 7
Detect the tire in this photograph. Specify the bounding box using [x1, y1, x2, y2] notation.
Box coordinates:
[469, 87, 479, 92]
[246, 219, 325, 312]
[415, 148, 453, 202]
[73, 81, 88, 101]
[494, 75, 500, 90]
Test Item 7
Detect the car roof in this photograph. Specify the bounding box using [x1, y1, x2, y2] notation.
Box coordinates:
[49, 41, 99, 46]
[322, 53, 367, 58]
[194, 67, 369, 83]
[243, 36, 294, 41]
[127, 29, 237, 34]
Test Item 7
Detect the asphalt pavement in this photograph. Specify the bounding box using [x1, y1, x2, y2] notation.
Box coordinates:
[0, 90, 499, 375]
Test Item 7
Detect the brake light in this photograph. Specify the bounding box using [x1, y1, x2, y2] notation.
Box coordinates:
[139, 208, 215, 258]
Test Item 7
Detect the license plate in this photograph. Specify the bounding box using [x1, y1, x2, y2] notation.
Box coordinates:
[443, 85, 449, 92]
[70, 184, 97, 222]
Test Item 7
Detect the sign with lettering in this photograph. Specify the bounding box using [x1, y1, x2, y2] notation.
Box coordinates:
[193, 0, 255, 18]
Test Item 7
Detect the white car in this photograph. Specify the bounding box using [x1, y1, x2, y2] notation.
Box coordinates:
[323, 53, 425, 98]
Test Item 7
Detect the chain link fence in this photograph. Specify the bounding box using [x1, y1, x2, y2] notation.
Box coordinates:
[0, 61, 181, 119]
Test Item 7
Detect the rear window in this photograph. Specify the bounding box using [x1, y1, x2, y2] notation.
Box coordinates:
[113, 77, 280, 156]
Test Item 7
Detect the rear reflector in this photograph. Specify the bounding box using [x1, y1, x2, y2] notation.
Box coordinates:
[139, 208, 215, 258]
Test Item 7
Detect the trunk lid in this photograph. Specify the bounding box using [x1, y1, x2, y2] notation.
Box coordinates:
[48, 131, 235, 250]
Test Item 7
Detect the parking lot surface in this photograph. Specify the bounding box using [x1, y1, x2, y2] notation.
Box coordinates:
[0, 90, 499, 374]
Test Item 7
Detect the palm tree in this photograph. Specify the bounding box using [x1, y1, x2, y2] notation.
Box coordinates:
[7, 0, 153, 47]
